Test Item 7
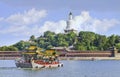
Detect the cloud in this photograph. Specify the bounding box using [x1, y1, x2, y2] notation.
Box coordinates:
[39, 20, 66, 34]
[0, 9, 119, 37]
[70, 11, 120, 33]
[38, 11, 120, 34]
[0, 8, 47, 35]
[0, 17, 4, 21]
[6, 8, 47, 25]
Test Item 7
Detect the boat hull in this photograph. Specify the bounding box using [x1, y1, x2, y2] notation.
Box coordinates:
[15, 61, 63, 68]
[32, 61, 44, 68]
[32, 60, 63, 68]
[15, 62, 32, 68]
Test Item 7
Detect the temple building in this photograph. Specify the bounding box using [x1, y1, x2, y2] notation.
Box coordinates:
[64, 12, 77, 34]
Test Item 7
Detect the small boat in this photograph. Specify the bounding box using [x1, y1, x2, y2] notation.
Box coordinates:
[91, 57, 100, 61]
[91, 58, 95, 61]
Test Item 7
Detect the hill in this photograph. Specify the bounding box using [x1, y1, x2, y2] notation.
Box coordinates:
[0, 31, 120, 52]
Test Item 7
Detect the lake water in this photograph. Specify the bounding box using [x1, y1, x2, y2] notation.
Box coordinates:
[0, 60, 120, 77]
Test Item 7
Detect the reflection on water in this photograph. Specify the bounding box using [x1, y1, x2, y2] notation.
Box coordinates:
[0, 60, 120, 77]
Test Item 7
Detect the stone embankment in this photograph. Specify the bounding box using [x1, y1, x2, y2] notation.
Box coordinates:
[59, 57, 120, 60]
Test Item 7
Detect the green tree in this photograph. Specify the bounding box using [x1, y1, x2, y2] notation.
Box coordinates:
[108, 35, 116, 47]
[94, 35, 107, 50]
[30, 35, 35, 41]
[13, 40, 30, 50]
[55, 33, 68, 47]
[78, 31, 96, 50]
[44, 31, 55, 38]
[115, 35, 120, 43]
[0, 46, 18, 51]
[115, 43, 120, 52]
[4, 30, 120, 51]
[66, 32, 77, 46]
[74, 42, 87, 50]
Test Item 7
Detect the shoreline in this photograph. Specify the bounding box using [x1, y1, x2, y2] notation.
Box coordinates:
[59, 57, 120, 60]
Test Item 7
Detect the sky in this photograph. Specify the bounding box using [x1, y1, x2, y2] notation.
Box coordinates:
[0, 0, 120, 46]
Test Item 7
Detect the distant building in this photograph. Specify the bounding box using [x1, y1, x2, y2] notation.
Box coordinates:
[64, 12, 77, 34]
[51, 47, 66, 52]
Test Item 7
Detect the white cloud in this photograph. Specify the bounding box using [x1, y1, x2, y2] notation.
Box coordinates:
[0, 17, 4, 21]
[6, 8, 47, 25]
[37, 11, 120, 34]
[39, 20, 66, 34]
[0, 10, 119, 36]
[0, 8, 47, 35]
[70, 11, 120, 33]
[91, 19, 119, 32]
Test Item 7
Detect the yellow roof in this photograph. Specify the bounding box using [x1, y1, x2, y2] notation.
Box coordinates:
[22, 52, 36, 55]
[28, 46, 36, 50]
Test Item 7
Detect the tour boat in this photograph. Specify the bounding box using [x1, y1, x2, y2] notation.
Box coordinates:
[15, 55, 63, 68]
[15, 46, 63, 68]
[15, 59, 63, 68]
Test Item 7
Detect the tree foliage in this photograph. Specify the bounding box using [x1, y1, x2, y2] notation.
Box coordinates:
[13, 40, 31, 50]
[1, 31, 120, 51]
[0, 46, 18, 51]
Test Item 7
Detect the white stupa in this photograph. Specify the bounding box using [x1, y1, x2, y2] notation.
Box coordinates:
[64, 12, 77, 34]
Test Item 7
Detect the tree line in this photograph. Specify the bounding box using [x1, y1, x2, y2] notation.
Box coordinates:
[0, 31, 120, 51]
